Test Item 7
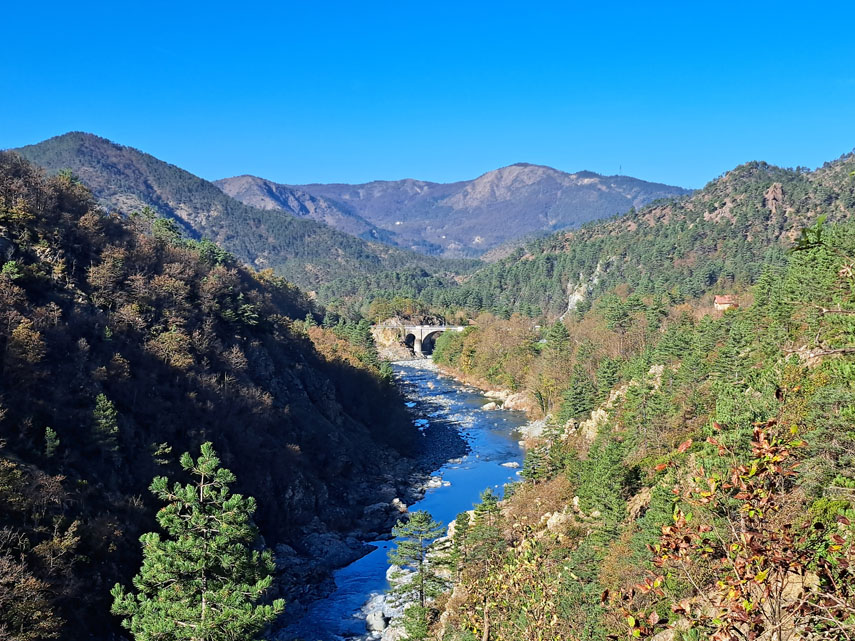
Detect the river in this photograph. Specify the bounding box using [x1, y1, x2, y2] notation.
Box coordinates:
[280, 359, 529, 640]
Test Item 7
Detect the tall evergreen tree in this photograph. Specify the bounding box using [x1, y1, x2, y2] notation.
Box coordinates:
[93, 393, 119, 464]
[595, 357, 620, 402]
[544, 320, 571, 359]
[111, 442, 284, 641]
[450, 511, 471, 580]
[388, 511, 447, 609]
[557, 363, 597, 424]
[388, 511, 448, 640]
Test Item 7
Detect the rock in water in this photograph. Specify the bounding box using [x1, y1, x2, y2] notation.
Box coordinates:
[366, 609, 388, 632]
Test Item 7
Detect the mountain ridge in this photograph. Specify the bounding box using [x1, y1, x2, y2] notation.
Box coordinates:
[12, 132, 469, 290]
[217, 163, 691, 257]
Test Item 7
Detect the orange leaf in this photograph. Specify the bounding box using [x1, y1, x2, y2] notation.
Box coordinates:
[677, 439, 693, 454]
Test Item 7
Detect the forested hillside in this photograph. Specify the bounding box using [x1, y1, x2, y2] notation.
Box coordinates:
[339, 155, 855, 318]
[428, 215, 855, 639]
[13, 133, 474, 291]
[0, 154, 435, 639]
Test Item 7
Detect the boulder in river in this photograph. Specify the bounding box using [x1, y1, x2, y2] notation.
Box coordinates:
[366, 609, 388, 632]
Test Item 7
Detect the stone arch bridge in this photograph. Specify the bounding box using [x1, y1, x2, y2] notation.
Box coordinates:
[372, 323, 465, 357]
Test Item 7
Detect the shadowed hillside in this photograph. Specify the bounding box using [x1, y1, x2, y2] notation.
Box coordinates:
[0, 153, 445, 639]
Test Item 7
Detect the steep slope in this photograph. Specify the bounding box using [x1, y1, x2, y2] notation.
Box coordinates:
[214, 174, 396, 242]
[218, 164, 690, 257]
[0, 153, 446, 639]
[432, 219, 855, 641]
[12, 132, 464, 290]
[409, 155, 855, 315]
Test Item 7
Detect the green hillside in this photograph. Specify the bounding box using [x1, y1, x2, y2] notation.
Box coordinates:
[13, 132, 476, 292]
[359, 155, 855, 317]
[430, 206, 855, 641]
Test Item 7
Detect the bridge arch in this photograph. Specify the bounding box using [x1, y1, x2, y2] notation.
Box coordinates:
[419, 330, 444, 356]
[403, 333, 416, 351]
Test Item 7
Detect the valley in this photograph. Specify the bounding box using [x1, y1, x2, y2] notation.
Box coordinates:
[2, 143, 855, 641]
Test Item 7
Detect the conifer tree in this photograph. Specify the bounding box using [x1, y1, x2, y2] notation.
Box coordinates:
[388, 510, 447, 608]
[111, 442, 284, 641]
[387, 510, 448, 639]
[44, 426, 59, 458]
[520, 445, 553, 482]
[557, 362, 597, 425]
[450, 511, 471, 580]
[93, 393, 120, 464]
[467, 489, 504, 576]
[544, 320, 571, 359]
[595, 357, 620, 402]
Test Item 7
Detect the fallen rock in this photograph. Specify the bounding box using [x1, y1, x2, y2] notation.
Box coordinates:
[578, 408, 608, 442]
[500, 461, 520, 468]
[364, 502, 391, 518]
[504, 391, 530, 411]
[519, 417, 547, 439]
[481, 402, 498, 411]
[546, 511, 572, 533]
[425, 476, 444, 489]
[302, 532, 369, 569]
[381, 624, 406, 641]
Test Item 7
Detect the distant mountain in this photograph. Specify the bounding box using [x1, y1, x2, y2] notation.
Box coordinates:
[214, 174, 396, 242]
[413, 154, 855, 315]
[217, 164, 691, 257]
[12, 132, 466, 290]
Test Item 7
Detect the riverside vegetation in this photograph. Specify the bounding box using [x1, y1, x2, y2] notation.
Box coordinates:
[3, 141, 855, 641]
[421, 219, 855, 638]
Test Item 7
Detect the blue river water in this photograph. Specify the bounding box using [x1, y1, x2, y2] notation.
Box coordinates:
[281, 360, 529, 640]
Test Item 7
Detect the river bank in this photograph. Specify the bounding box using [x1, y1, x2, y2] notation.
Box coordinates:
[432, 362, 537, 415]
[276, 363, 469, 619]
[278, 359, 530, 640]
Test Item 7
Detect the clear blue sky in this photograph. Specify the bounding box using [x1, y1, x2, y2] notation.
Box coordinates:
[2, 1, 853, 188]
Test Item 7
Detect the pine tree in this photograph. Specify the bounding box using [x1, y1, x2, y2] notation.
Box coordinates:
[44, 426, 59, 458]
[557, 363, 597, 423]
[595, 357, 620, 402]
[544, 320, 571, 359]
[93, 393, 120, 464]
[388, 511, 447, 608]
[467, 489, 504, 577]
[450, 512, 471, 580]
[520, 445, 553, 482]
[111, 442, 284, 641]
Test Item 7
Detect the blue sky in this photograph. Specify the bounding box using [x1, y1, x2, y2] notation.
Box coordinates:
[2, 1, 853, 188]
